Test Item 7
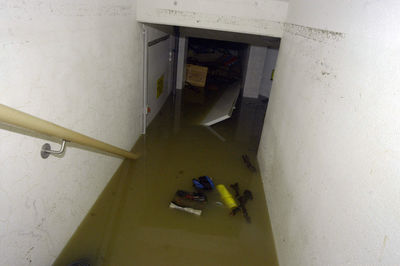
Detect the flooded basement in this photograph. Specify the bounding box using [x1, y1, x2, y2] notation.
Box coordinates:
[54, 91, 277, 266]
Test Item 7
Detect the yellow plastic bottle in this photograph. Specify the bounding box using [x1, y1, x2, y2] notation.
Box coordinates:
[216, 184, 238, 210]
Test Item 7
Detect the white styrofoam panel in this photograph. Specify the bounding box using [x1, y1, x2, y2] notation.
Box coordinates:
[201, 83, 241, 126]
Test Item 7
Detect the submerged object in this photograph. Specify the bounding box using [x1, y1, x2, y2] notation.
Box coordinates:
[229, 182, 240, 197]
[242, 154, 256, 172]
[229, 183, 254, 223]
[216, 184, 239, 213]
[192, 176, 215, 190]
[243, 190, 253, 201]
[175, 190, 207, 202]
[238, 190, 253, 223]
[69, 259, 90, 266]
[169, 202, 202, 216]
[170, 190, 206, 216]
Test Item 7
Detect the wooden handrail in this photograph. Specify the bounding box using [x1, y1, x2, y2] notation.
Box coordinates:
[0, 103, 139, 160]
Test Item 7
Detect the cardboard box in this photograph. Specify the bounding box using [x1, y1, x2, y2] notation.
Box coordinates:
[186, 64, 208, 87]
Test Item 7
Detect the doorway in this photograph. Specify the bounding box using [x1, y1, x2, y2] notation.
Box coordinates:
[175, 27, 280, 151]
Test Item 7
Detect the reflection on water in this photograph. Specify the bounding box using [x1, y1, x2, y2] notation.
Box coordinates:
[54, 91, 277, 266]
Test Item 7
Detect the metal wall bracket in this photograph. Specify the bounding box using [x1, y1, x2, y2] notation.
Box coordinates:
[41, 139, 67, 159]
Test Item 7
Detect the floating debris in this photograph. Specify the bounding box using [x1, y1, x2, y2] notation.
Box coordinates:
[242, 154, 256, 172]
[229, 183, 253, 223]
[170, 190, 207, 216]
[238, 190, 253, 223]
[229, 182, 240, 197]
[216, 184, 240, 214]
[69, 259, 91, 266]
[192, 176, 215, 191]
[169, 202, 202, 216]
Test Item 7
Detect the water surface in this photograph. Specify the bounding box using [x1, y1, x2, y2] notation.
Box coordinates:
[55, 91, 277, 266]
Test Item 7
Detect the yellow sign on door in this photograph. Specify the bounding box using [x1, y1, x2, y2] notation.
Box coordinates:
[157, 75, 164, 98]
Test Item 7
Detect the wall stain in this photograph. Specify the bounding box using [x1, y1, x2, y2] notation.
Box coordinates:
[1, 1, 132, 18]
[25, 246, 34, 264]
[379, 235, 388, 262]
[284, 23, 345, 43]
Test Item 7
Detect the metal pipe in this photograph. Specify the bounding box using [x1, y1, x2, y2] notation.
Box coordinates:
[0, 103, 139, 160]
[172, 26, 180, 98]
[142, 24, 148, 134]
[148, 35, 170, 47]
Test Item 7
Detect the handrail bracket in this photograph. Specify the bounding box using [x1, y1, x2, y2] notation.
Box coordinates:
[41, 139, 68, 159]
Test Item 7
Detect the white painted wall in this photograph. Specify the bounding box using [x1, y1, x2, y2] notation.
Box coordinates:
[145, 26, 174, 126]
[243, 45, 267, 98]
[0, 1, 144, 265]
[259, 48, 278, 98]
[137, 0, 288, 38]
[258, 0, 400, 265]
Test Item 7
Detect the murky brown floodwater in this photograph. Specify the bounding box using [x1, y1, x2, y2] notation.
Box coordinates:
[54, 89, 277, 266]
